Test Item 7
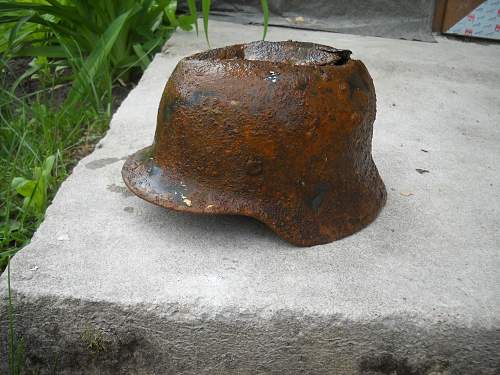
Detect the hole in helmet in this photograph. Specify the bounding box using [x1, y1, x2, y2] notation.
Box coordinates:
[189, 41, 351, 66]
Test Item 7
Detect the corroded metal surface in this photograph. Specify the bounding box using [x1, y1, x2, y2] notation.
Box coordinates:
[122, 41, 386, 246]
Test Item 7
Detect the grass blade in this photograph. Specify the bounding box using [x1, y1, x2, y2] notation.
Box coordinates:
[8, 14, 32, 49]
[201, 0, 211, 47]
[132, 43, 151, 70]
[260, 0, 269, 40]
[187, 0, 198, 35]
[10, 63, 40, 94]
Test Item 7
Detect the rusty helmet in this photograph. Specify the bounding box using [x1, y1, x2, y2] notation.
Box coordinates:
[122, 40, 386, 246]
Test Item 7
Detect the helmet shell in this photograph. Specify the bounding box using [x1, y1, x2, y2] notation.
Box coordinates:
[122, 41, 386, 246]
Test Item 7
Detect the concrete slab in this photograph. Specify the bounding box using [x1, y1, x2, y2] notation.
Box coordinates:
[2, 21, 500, 374]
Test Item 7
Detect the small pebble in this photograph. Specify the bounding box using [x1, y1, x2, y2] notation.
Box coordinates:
[57, 234, 70, 241]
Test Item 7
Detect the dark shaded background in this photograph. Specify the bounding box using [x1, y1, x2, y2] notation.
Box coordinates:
[186, 0, 436, 42]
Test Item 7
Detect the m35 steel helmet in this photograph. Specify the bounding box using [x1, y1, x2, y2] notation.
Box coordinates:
[122, 41, 386, 246]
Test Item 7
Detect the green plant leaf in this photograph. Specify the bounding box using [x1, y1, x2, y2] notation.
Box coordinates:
[0, 2, 92, 30]
[0, 15, 25, 25]
[15, 45, 69, 58]
[12, 176, 39, 211]
[260, 0, 269, 40]
[148, 0, 173, 25]
[202, 0, 211, 46]
[164, 0, 179, 28]
[8, 14, 32, 49]
[178, 15, 195, 31]
[31, 185, 45, 212]
[132, 43, 151, 70]
[11, 178, 36, 198]
[42, 154, 56, 177]
[10, 154, 56, 214]
[0, 14, 81, 39]
[187, 0, 198, 35]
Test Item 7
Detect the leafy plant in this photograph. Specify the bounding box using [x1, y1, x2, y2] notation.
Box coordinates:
[0, 154, 55, 266]
[1, 0, 193, 78]
[1, 0, 270, 108]
[11, 154, 55, 214]
[0, 0, 195, 107]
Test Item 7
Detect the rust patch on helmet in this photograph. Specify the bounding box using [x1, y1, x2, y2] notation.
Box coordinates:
[122, 40, 386, 246]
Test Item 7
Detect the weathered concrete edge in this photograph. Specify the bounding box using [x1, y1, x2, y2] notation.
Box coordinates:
[2, 293, 499, 374]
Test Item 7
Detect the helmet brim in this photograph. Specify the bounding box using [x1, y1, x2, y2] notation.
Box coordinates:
[123, 145, 237, 215]
[122, 146, 386, 247]
[122, 146, 287, 221]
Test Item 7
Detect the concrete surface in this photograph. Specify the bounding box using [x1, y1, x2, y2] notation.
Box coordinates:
[2, 21, 500, 374]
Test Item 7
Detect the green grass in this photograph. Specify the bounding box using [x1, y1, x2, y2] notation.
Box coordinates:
[0, 64, 110, 268]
